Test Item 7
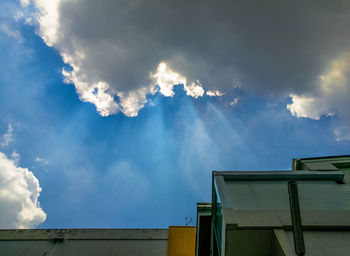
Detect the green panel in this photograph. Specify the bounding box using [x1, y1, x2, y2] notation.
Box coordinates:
[211, 183, 222, 256]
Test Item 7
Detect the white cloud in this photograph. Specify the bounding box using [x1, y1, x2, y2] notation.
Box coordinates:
[152, 62, 206, 99]
[206, 90, 224, 97]
[287, 52, 350, 117]
[14, 8, 32, 25]
[63, 68, 120, 116]
[35, 157, 49, 166]
[14, 11, 24, 21]
[334, 126, 350, 142]
[118, 86, 152, 117]
[20, 0, 30, 7]
[287, 94, 329, 120]
[229, 97, 239, 107]
[152, 62, 186, 97]
[1, 123, 14, 147]
[0, 152, 46, 228]
[184, 81, 205, 98]
[152, 62, 205, 98]
[0, 23, 22, 40]
[11, 151, 20, 165]
[32, 0, 60, 47]
[287, 52, 350, 140]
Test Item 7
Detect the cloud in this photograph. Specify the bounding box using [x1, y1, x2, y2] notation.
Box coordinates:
[1, 123, 14, 147]
[184, 81, 205, 98]
[0, 152, 46, 228]
[287, 52, 350, 139]
[0, 23, 22, 40]
[20, 0, 30, 8]
[206, 90, 224, 97]
[287, 52, 350, 119]
[35, 156, 50, 166]
[11, 151, 20, 165]
[287, 94, 328, 120]
[62, 69, 120, 116]
[22, 1, 350, 120]
[229, 97, 239, 107]
[334, 126, 350, 142]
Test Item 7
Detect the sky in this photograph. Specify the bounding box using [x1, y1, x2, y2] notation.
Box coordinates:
[0, 0, 349, 228]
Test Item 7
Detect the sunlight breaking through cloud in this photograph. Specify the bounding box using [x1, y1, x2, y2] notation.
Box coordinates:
[287, 51, 350, 139]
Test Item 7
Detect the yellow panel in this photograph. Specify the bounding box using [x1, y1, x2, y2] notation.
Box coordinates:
[167, 226, 195, 256]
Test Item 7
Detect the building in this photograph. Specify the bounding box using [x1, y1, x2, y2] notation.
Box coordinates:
[0, 226, 195, 256]
[196, 155, 350, 256]
[1, 155, 350, 255]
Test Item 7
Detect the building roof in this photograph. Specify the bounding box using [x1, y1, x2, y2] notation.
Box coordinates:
[213, 170, 344, 182]
[213, 169, 350, 229]
[0, 229, 168, 256]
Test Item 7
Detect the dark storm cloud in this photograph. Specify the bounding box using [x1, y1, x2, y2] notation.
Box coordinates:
[28, 0, 350, 122]
[54, 0, 350, 92]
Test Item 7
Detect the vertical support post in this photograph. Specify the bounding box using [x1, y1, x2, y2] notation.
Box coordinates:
[210, 172, 216, 256]
[288, 180, 305, 255]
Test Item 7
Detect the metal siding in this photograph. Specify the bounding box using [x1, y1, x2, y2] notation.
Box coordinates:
[0, 240, 168, 256]
[225, 230, 274, 256]
[0, 229, 168, 256]
[223, 180, 350, 211]
[0, 241, 53, 256]
[284, 231, 350, 256]
[341, 167, 350, 185]
[0, 229, 168, 240]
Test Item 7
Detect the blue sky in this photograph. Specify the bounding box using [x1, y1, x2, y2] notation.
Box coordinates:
[0, 0, 350, 228]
